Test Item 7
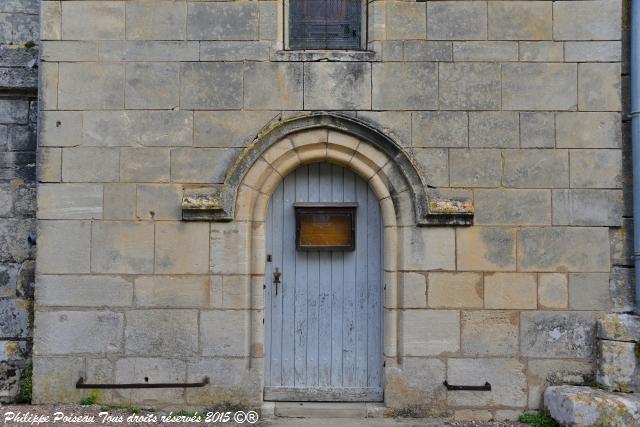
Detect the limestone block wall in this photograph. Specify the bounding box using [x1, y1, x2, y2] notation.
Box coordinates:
[0, 0, 38, 403]
[35, 0, 632, 418]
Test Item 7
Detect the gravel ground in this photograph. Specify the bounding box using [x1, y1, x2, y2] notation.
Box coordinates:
[0, 405, 528, 427]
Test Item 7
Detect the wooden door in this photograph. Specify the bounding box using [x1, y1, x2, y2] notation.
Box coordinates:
[264, 163, 383, 402]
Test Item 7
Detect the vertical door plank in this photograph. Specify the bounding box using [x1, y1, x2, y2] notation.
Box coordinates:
[270, 182, 284, 387]
[281, 173, 297, 386]
[354, 176, 369, 387]
[341, 169, 357, 387]
[305, 163, 320, 386]
[293, 167, 309, 387]
[317, 163, 333, 387]
[366, 186, 382, 388]
[330, 164, 344, 386]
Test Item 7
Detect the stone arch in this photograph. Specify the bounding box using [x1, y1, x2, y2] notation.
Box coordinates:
[182, 113, 473, 226]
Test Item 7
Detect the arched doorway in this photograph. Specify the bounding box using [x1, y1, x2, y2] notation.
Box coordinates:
[263, 163, 384, 402]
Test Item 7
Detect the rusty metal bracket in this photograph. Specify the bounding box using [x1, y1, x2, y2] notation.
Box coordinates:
[76, 377, 209, 389]
[443, 381, 491, 391]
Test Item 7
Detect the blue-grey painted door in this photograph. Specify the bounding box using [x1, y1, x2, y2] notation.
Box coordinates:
[264, 163, 384, 402]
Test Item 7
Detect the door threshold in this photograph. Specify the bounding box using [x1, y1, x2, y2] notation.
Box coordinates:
[268, 402, 385, 419]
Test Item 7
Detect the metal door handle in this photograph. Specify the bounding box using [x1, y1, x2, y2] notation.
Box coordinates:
[273, 268, 281, 296]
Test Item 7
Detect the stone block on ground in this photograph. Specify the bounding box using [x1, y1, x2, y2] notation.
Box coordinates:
[596, 340, 639, 393]
[544, 386, 640, 427]
[597, 314, 640, 342]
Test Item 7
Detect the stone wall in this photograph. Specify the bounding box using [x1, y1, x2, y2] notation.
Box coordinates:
[35, 0, 631, 419]
[0, 0, 38, 403]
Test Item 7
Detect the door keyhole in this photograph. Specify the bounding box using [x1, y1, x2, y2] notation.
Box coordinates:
[273, 268, 281, 296]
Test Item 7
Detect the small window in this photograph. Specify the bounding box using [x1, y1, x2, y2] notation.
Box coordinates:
[288, 0, 363, 50]
[294, 203, 357, 251]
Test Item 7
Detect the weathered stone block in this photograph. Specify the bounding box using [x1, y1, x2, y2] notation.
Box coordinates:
[452, 41, 517, 62]
[37, 275, 132, 307]
[385, 358, 446, 410]
[527, 360, 593, 409]
[244, 63, 303, 110]
[126, 0, 186, 40]
[401, 310, 459, 356]
[195, 111, 277, 148]
[610, 267, 635, 313]
[103, 184, 136, 220]
[39, 62, 58, 110]
[200, 41, 270, 61]
[428, 272, 483, 309]
[403, 40, 452, 61]
[578, 63, 621, 112]
[37, 220, 90, 274]
[34, 311, 123, 354]
[447, 358, 526, 407]
[427, 1, 486, 40]
[91, 222, 154, 274]
[386, 1, 426, 40]
[372, 63, 437, 110]
[120, 148, 170, 183]
[484, 272, 537, 309]
[519, 41, 564, 62]
[61, 1, 124, 40]
[565, 41, 622, 62]
[518, 227, 610, 272]
[41, 41, 97, 62]
[259, 1, 277, 41]
[187, 2, 258, 40]
[0, 299, 29, 338]
[155, 222, 210, 274]
[502, 63, 577, 111]
[538, 273, 568, 310]
[37, 184, 102, 220]
[41, 1, 61, 41]
[401, 226, 455, 271]
[610, 218, 634, 267]
[521, 311, 596, 358]
[553, 1, 622, 41]
[461, 311, 519, 356]
[125, 63, 179, 109]
[457, 227, 516, 271]
[32, 356, 84, 403]
[304, 63, 371, 110]
[62, 147, 119, 182]
[96, 111, 192, 147]
[520, 112, 555, 148]
[400, 272, 426, 308]
[0, 99, 28, 124]
[598, 314, 640, 342]
[135, 276, 209, 308]
[553, 190, 622, 227]
[114, 357, 186, 405]
[357, 111, 411, 147]
[201, 310, 246, 356]
[58, 63, 124, 110]
[569, 273, 611, 311]
[439, 63, 500, 110]
[503, 149, 569, 188]
[39, 111, 81, 148]
[185, 357, 261, 405]
[556, 112, 621, 148]
[180, 62, 243, 110]
[488, 1, 552, 40]
[449, 149, 501, 187]
[469, 111, 518, 148]
[99, 41, 198, 62]
[475, 189, 550, 225]
[170, 148, 239, 183]
[125, 309, 198, 356]
[211, 275, 249, 309]
[136, 184, 182, 221]
[380, 40, 403, 61]
[412, 111, 467, 148]
[412, 148, 448, 187]
[210, 222, 249, 275]
[545, 386, 640, 427]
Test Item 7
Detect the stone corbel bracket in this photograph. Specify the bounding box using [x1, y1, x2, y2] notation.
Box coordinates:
[181, 113, 474, 226]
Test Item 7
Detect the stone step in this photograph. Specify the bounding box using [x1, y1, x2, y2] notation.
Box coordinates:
[272, 402, 384, 419]
[545, 385, 640, 426]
